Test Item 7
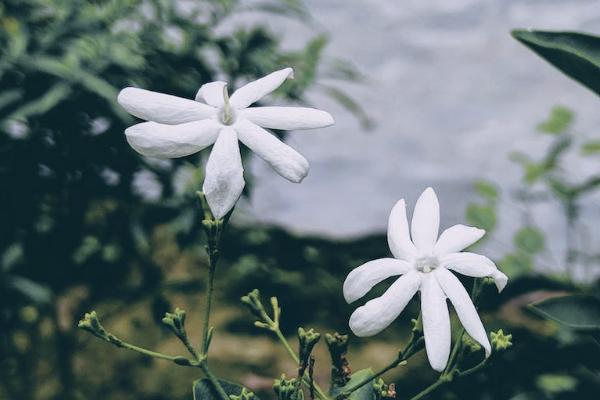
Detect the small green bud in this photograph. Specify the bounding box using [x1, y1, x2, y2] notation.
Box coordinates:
[372, 378, 396, 400]
[325, 332, 350, 386]
[230, 387, 258, 400]
[162, 307, 187, 337]
[173, 356, 193, 366]
[462, 334, 482, 353]
[410, 316, 422, 333]
[490, 329, 513, 351]
[273, 374, 304, 400]
[78, 311, 109, 340]
[241, 289, 265, 319]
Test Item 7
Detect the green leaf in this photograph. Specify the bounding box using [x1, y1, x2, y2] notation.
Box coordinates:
[497, 252, 532, 278]
[514, 227, 545, 254]
[330, 368, 376, 400]
[193, 378, 253, 400]
[465, 204, 496, 232]
[537, 106, 573, 134]
[530, 295, 600, 330]
[474, 180, 498, 201]
[581, 140, 600, 155]
[512, 29, 600, 96]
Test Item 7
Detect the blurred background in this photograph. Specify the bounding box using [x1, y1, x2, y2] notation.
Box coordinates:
[1, 1, 599, 399]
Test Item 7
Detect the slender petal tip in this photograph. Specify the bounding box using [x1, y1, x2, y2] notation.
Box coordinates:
[492, 270, 509, 292]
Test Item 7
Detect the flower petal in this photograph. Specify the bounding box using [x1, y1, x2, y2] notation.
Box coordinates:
[118, 87, 216, 124]
[343, 258, 412, 303]
[420, 274, 451, 372]
[434, 224, 485, 256]
[349, 272, 421, 337]
[125, 120, 220, 158]
[411, 187, 440, 253]
[440, 252, 508, 292]
[435, 268, 491, 356]
[239, 107, 334, 130]
[230, 68, 294, 109]
[235, 119, 308, 182]
[202, 126, 245, 219]
[195, 81, 227, 107]
[388, 199, 418, 261]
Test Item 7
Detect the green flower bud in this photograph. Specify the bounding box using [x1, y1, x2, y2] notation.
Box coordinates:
[162, 307, 187, 337]
[273, 375, 304, 400]
[325, 332, 350, 386]
[241, 289, 266, 319]
[462, 334, 482, 353]
[372, 378, 395, 400]
[78, 311, 109, 340]
[490, 329, 513, 351]
[230, 387, 258, 400]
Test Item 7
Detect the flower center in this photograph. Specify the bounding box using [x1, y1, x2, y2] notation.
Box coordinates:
[414, 256, 439, 273]
[218, 84, 236, 125]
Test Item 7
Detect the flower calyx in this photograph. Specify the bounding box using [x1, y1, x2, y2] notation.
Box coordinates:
[491, 329, 513, 351]
[325, 332, 351, 386]
[373, 378, 396, 400]
[162, 307, 187, 338]
[230, 387, 258, 400]
[273, 374, 304, 400]
[298, 327, 321, 377]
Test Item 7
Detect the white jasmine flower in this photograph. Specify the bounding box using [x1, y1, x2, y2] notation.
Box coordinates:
[117, 68, 334, 218]
[343, 187, 508, 372]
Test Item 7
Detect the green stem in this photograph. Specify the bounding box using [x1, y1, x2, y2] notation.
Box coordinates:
[202, 256, 217, 355]
[409, 375, 451, 400]
[200, 360, 231, 400]
[334, 335, 423, 399]
[272, 327, 330, 400]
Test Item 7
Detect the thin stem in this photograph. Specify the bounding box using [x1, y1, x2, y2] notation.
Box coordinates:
[334, 334, 423, 399]
[272, 327, 330, 400]
[409, 376, 450, 400]
[201, 257, 217, 355]
[117, 341, 180, 362]
[200, 360, 231, 400]
[457, 359, 488, 377]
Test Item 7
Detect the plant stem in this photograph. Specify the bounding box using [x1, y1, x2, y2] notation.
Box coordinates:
[202, 255, 218, 355]
[409, 375, 451, 400]
[199, 359, 231, 400]
[334, 334, 423, 399]
[272, 326, 330, 400]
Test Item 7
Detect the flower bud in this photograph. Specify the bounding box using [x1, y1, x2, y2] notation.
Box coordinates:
[325, 332, 350, 386]
[230, 387, 258, 400]
[273, 374, 304, 400]
[462, 334, 482, 353]
[298, 327, 321, 364]
[490, 329, 513, 351]
[373, 378, 396, 400]
[78, 311, 109, 340]
[162, 307, 187, 337]
[241, 289, 265, 319]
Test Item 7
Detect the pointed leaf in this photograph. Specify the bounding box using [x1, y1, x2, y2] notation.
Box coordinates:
[530, 295, 600, 330]
[512, 30, 600, 96]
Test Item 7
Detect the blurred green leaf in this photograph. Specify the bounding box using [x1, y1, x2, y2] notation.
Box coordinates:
[514, 227, 545, 254]
[530, 295, 600, 330]
[474, 180, 498, 201]
[330, 368, 375, 400]
[8, 275, 52, 304]
[512, 29, 600, 96]
[581, 140, 600, 155]
[466, 204, 496, 231]
[537, 106, 573, 134]
[498, 252, 532, 278]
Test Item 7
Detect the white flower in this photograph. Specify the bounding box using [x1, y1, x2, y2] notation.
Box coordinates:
[343, 187, 508, 372]
[117, 68, 334, 218]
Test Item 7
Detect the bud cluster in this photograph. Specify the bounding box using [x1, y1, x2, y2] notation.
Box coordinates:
[273, 374, 304, 400]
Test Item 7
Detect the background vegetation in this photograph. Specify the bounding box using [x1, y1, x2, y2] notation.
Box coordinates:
[1, 1, 599, 400]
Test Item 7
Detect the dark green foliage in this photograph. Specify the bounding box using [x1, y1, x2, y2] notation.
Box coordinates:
[530, 295, 600, 331]
[512, 30, 600, 96]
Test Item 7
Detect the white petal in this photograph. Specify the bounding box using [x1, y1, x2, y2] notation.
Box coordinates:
[235, 119, 308, 182]
[239, 107, 334, 130]
[349, 272, 421, 337]
[434, 225, 485, 256]
[420, 274, 451, 372]
[411, 187, 440, 253]
[230, 68, 294, 109]
[435, 268, 491, 357]
[195, 81, 227, 107]
[343, 258, 412, 303]
[118, 87, 216, 124]
[491, 270, 508, 292]
[125, 120, 220, 158]
[202, 127, 245, 219]
[388, 199, 418, 261]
